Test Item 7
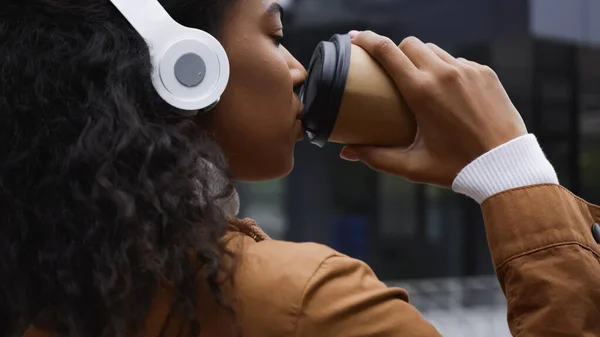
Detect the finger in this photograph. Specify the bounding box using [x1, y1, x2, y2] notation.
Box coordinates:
[399, 36, 445, 70]
[351, 31, 419, 87]
[343, 145, 426, 181]
[426, 43, 459, 65]
[457, 57, 479, 67]
[340, 146, 360, 161]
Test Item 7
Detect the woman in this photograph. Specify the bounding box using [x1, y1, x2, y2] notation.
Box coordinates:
[2, 0, 599, 336]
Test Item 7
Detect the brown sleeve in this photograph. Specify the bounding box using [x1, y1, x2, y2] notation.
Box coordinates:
[482, 184, 600, 336]
[295, 255, 442, 337]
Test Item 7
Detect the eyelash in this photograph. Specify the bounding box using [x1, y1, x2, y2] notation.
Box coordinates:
[272, 35, 285, 46]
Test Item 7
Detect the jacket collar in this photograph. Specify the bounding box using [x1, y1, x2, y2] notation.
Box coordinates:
[228, 217, 270, 242]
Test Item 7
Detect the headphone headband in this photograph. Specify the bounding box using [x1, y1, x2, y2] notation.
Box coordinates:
[110, 0, 174, 44]
[110, 0, 230, 112]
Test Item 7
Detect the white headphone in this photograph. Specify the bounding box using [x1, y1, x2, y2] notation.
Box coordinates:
[110, 0, 230, 113]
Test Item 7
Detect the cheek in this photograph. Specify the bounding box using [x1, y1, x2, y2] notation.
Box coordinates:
[237, 50, 292, 114]
[205, 45, 297, 179]
[220, 47, 293, 136]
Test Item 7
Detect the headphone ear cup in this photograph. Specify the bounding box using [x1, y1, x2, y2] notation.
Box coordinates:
[152, 30, 230, 112]
[198, 99, 220, 114]
[173, 52, 207, 88]
[174, 98, 219, 117]
[109, 0, 229, 112]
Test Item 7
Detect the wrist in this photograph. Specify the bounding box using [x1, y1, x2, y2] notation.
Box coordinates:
[452, 134, 559, 203]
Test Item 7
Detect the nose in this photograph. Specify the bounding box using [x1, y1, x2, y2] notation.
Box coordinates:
[282, 46, 307, 92]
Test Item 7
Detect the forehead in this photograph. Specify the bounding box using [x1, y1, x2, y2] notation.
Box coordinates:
[227, 0, 281, 19]
[219, 0, 282, 43]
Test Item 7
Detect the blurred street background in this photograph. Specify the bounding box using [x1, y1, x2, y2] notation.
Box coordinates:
[237, 0, 600, 335]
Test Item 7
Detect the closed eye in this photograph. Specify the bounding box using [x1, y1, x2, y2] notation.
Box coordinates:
[271, 34, 285, 46]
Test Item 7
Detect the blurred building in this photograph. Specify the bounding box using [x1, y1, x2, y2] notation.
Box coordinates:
[238, 0, 600, 282]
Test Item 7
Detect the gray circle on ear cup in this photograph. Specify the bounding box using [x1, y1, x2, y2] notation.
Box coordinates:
[174, 53, 206, 87]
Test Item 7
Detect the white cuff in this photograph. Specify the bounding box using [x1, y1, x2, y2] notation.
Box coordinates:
[452, 134, 559, 204]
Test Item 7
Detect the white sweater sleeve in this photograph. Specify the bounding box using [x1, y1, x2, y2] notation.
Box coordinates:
[452, 134, 559, 204]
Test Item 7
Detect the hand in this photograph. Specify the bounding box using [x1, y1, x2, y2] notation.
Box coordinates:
[340, 31, 527, 188]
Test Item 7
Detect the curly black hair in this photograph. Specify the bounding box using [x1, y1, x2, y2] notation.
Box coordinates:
[0, 0, 238, 336]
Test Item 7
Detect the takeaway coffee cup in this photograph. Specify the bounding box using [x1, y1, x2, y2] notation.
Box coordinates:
[299, 34, 417, 147]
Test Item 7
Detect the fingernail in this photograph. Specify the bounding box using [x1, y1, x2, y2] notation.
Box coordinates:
[348, 30, 360, 39]
[340, 147, 359, 161]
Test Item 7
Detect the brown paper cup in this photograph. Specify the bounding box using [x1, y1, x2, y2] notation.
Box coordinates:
[300, 34, 416, 148]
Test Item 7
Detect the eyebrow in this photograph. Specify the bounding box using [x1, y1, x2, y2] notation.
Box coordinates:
[266, 2, 284, 17]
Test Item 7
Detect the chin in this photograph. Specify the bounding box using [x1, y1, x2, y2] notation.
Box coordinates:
[234, 150, 295, 182]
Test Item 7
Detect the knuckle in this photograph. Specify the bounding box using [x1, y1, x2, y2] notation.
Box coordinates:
[399, 36, 419, 51]
[352, 30, 375, 46]
[425, 42, 437, 49]
[456, 57, 474, 69]
[357, 30, 375, 41]
[457, 61, 476, 75]
[479, 64, 498, 78]
[437, 65, 461, 83]
[373, 37, 396, 57]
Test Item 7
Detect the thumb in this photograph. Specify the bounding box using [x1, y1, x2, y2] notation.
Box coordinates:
[341, 145, 423, 178]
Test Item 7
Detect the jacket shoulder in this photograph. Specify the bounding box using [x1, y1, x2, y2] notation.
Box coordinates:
[227, 233, 439, 337]
[232, 233, 341, 296]
[217, 233, 342, 336]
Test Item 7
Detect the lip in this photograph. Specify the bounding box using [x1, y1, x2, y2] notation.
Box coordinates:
[295, 104, 304, 119]
[294, 104, 305, 140]
[294, 119, 305, 141]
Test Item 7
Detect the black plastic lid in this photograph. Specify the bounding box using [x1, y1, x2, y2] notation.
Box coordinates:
[299, 34, 352, 147]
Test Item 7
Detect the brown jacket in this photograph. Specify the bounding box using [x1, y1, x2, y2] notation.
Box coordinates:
[23, 184, 600, 336]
